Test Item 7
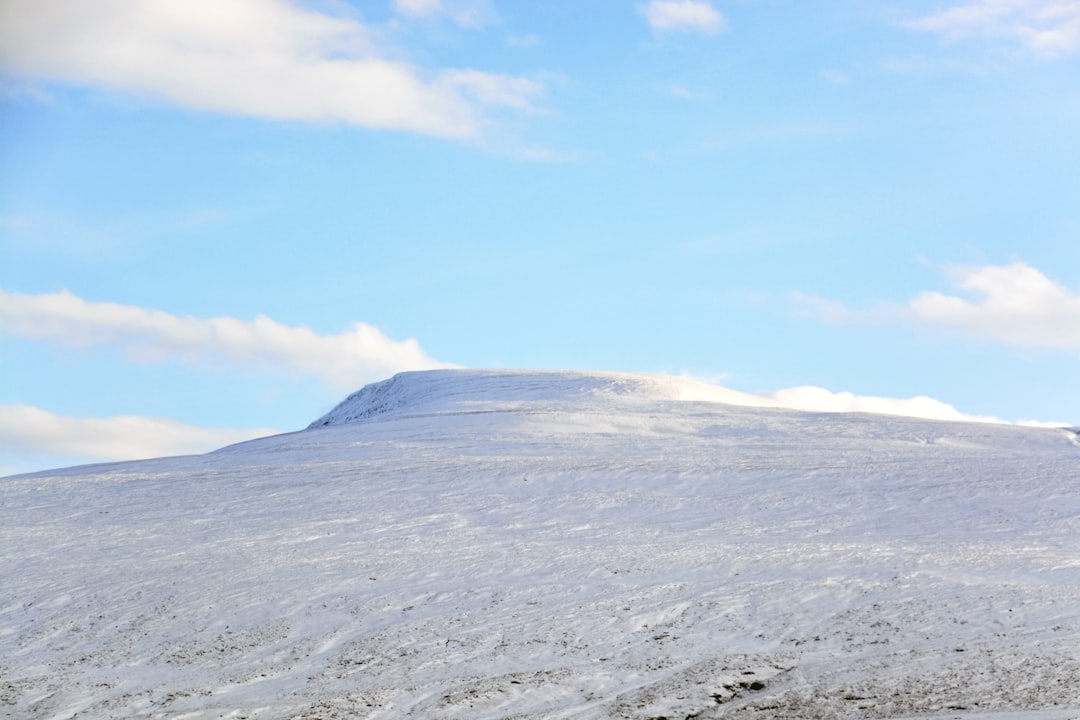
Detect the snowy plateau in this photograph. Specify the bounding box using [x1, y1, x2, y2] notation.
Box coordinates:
[3, 369, 1080, 720]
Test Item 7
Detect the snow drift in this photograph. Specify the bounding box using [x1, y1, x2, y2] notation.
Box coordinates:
[3, 369, 1079, 719]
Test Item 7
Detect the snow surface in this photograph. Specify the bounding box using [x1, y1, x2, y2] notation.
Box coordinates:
[3, 369, 1079, 720]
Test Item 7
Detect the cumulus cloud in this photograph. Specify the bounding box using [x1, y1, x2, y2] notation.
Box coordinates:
[0, 289, 457, 389]
[0, 0, 539, 138]
[763, 386, 1004, 423]
[910, 262, 1080, 350]
[0, 404, 280, 469]
[640, 0, 727, 34]
[761, 385, 1071, 426]
[906, 0, 1080, 55]
[792, 262, 1079, 352]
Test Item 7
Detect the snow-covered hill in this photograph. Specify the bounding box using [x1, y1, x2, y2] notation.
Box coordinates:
[3, 370, 1079, 719]
[306, 369, 780, 427]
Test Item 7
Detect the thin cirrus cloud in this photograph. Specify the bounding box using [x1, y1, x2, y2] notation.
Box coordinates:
[640, 0, 727, 34]
[0, 289, 457, 390]
[0, 404, 280, 470]
[792, 262, 1080, 352]
[0, 0, 540, 138]
[905, 0, 1080, 55]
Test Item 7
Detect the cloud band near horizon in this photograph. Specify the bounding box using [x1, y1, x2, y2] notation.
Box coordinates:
[0, 288, 457, 389]
[0, 404, 281, 471]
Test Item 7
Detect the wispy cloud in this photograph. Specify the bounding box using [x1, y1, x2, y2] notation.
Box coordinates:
[669, 84, 712, 100]
[640, 0, 727, 34]
[820, 69, 850, 85]
[792, 262, 1080, 352]
[0, 289, 457, 389]
[906, 0, 1080, 55]
[393, 0, 443, 17]
[392, 0, 498, 29]
[910, 262, 1080, 350]
[506, 34, 541, 49]
[0, 0, 539, 138]
[0, 404, 279, 471]
[789, 291, 876, 324]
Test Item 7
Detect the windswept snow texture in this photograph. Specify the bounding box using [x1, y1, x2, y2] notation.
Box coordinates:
[3, 369, 1080, 720]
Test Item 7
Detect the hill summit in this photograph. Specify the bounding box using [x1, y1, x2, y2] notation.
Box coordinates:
[307, 368, 778, 427]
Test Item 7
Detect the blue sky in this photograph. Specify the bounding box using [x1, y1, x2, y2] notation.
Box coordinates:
[2, 0, 1079, 474]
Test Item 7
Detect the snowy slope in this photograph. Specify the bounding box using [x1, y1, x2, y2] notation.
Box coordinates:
[3, 369, 1079, 720]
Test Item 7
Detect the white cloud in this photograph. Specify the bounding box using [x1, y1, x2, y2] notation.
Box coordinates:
[678, 371, 1055, 425]
[0, 404, 280, 469]
[906, 0, 1080, 55]
[640, 0, 727, 34]
[0, 0, 539, 138]
[0, 289, 457, 389]
[1017, 418, 1074, 428]
[761, 385, 1071, 427]
[763, 386, 1005, 423]
[792, 262, 1080, 352]
[910, 262, 1080, 350]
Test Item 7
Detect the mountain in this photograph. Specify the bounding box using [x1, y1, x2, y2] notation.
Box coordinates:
[4, 369, 1079, 719]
